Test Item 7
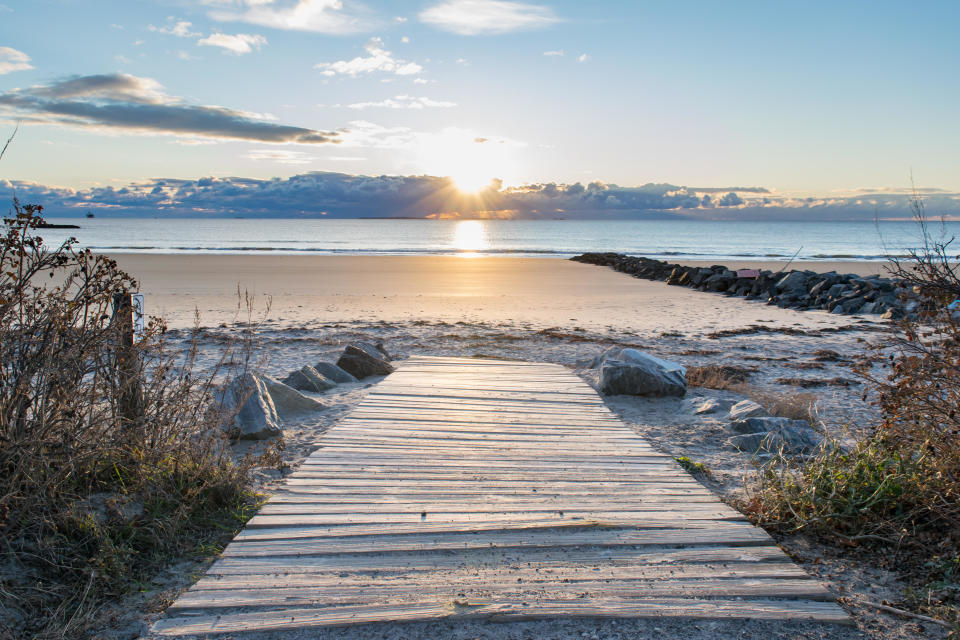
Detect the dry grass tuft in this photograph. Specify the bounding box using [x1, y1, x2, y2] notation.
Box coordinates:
[686, 364, 755, 390]
[744, 388, 820, 424]
[687, 365, 820, 424]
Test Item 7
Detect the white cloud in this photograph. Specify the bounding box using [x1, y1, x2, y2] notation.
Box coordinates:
[314, 38, 422, 76]
[149, 20, 201, 37]
[210, 0, 371, 34]
[420, 0, 558, 35]
[0, 47, 33, 75]
[543, 49, 563, 56]
[347, 95, 456, 110]
[577, 53, 589, 62]
[198, 32, 267, 54]
[337, 120, 417, 149]
[114, 54, 132, 64]
[246, 149, 315, 164]
[401, 36, 410, 43]
[413, 77, 429, 84]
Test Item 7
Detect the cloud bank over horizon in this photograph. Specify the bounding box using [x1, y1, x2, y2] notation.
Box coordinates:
[3, 171, 957, 221]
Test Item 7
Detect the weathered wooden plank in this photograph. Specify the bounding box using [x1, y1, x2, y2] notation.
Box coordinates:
[153, 597, 850, 635]
[235, 517, 752, 540]
[193, 562, 811, 590]
[242, 510, 747, 529]
[305, 452, 672, 464]
[219, 525, 772, 557]
[208, 545, 796, 575]
[169, 578, 832, 611]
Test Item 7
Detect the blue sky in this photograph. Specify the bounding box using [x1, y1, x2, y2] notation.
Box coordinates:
[1, 0, 959, 218]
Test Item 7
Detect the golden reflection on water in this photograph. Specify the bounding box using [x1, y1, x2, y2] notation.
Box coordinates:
[452, 220, 487, 254]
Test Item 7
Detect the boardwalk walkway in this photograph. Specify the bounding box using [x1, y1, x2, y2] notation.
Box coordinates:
[152, 356, 847, 636]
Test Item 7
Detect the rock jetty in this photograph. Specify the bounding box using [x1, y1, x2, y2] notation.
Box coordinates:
[571, 253, 914, 318]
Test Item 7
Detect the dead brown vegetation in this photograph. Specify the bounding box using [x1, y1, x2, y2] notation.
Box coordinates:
[743, 198, 960, 628]
[0, 202, 260, 638]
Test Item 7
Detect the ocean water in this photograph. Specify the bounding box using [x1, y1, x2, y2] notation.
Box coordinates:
[33, 218, 956, 262]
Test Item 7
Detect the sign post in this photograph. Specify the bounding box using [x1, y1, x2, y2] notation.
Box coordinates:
[112, 292, 144, 428]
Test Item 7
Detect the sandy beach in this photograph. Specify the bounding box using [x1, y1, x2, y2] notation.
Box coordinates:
[112, 254, 892, 332]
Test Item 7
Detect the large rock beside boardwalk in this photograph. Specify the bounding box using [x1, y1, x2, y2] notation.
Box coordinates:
[725, 416, 823, 455]
[337, 343, 395, 379]
[283, 365, 337, 392]
[313, 361, 358, 384]
[595, 348, 686, 397]
[217, 372, 325, 440]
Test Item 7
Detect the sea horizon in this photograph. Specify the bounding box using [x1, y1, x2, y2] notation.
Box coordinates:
[35, 216, 953, 262]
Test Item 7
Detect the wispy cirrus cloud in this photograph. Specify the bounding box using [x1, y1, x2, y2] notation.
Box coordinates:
[198, 32, 268, 55]
[314, 38, 422, 76]
[0, 47, 33, 75]
[347, 95, 456, 110]
[420, 0, 559, 35]
[0, 73, 340, 144]
[209, 0, 374, 34]
[245, 148, 316, 164]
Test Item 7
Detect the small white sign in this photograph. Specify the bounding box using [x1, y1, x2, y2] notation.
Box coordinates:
[131, 294, 145, 343]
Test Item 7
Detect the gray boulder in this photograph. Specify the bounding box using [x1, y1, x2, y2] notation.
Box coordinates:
[283, 365, 337, 392]
[727, 399, 769, 421]
[726, 417, 823, 455]
[217, 372, 280, 440]
[217, 372, 324, 440]
[313, 361, 358, 384]
[355, 341, 393, 361]
[598, 349, 686, 397]
[776, 271, 810, 292]
[337, 344, 395, 379]
[260, 375, 326, 414]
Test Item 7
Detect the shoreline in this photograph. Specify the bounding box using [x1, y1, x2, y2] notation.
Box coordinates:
[100, 250, 901, 269]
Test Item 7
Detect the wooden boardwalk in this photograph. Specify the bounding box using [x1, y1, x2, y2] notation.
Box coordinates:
[152, 356, 847, 636]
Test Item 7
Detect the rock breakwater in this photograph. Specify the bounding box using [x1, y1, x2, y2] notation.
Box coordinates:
[571, 253, 915, 318]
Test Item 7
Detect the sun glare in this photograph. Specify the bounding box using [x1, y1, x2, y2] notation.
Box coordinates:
[451, 172, 494, 193]
[417, 127, 520, 194]
[452, 220, 487, 253]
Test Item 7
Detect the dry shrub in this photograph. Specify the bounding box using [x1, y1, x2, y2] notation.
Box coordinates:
[0, 202, 259, 638]
[743, 198, 960, 626]
[686, 364, 755, 390]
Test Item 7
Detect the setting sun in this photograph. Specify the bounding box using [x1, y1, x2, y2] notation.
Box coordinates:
[416, 127, 520, 193]
[451, 172, 494, 194]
